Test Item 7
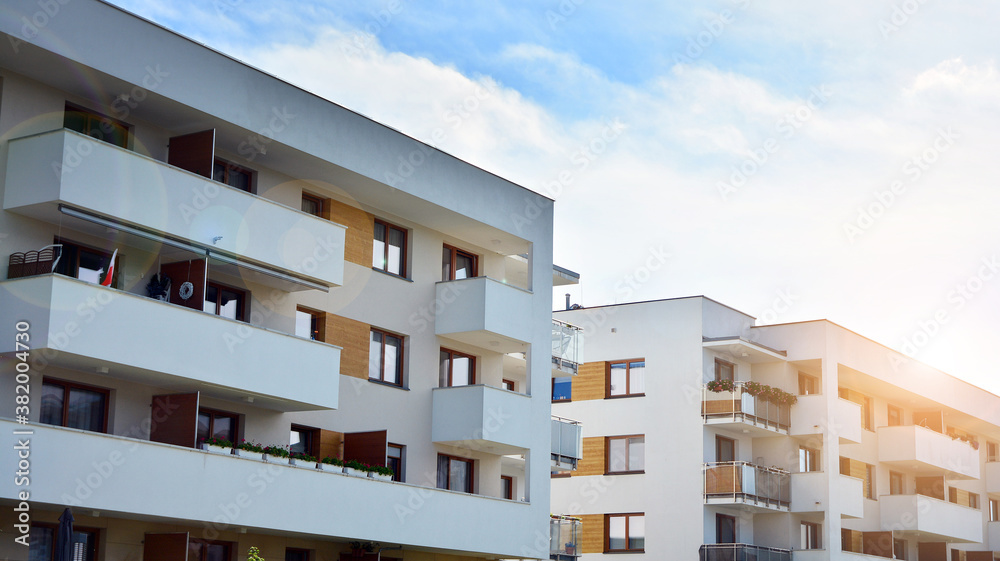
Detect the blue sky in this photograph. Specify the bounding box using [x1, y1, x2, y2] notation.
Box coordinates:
[108, 0, 1000, 393]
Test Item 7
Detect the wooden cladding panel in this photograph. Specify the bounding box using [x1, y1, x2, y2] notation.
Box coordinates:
[841, 529, 863, 554]
[326, 314, 370, 379]
[578, 514, 604, 554]
[344, 430, 388, 467]
[160, 259, 206, 311]
[705, 465, 740, 493]
[167, 129, 214, 178]
[840, 457, 867, 480]
[918, 542, 947, 561]
[862, 531, 893, 558]
[324, 199, 374, 268]
[149, 392, 199, 448]
[966, 552, 993, 561]
[916, 476, 945, 500]
[573, 362, 606, 401]
[318, 429, 344, 462]
[143, 533, 190, 561]
[573, 437, 606, 477]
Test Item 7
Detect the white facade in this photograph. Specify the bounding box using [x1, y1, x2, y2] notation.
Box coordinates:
[0, 1, 558, 560]
[552, 297, 1000, 561]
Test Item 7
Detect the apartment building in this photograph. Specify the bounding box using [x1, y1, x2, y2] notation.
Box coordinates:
[550, 297, 999, 560]
[0, 1, 566, 560]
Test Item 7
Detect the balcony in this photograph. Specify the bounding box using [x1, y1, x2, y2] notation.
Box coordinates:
[552, 319, 583, 377]
[699, 544, 791, 561]
[702, 383, 790, 436]
[879, 494, 983, 543]
[790, 395, 863, 445]
[431, 384, 531, 455]
[551, 415, 582, 472]
[550, 515, 581, 559]
[791, 472, 864, 518]
[703, 462, 790, 512]
[0, 420, 537, 559]
[0, 274, 341, 411]
[877, 425, 980, 480]
[4, 129, 346, 289]
[434, 277, 533, 353]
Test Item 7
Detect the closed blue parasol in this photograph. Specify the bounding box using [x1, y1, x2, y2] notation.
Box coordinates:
[54, 508, 74, 561]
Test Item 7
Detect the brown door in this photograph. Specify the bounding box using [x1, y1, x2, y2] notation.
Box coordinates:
[149, 393, 199, 448]
[143, 533, 189, 561]
[160, 260, 206, 311]
[344, 430, 388, 467]
[168, 130, 215, 178]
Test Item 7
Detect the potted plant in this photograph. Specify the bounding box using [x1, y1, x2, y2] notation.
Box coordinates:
[706, 379, 735, 393]
[234, 439, 265, 461]
[369, 465, 394, 482]
[344, 459, 368, 477]
[319, 456, 344, 473]
[263, 445, 291, 465]
[200, 436, 233, 455]
[290, 452, 317, 468]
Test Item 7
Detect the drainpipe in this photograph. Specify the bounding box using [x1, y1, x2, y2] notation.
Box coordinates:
[377, 545, 402, 561]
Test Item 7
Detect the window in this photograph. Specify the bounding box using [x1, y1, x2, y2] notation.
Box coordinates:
[213, 159, 253, 192]
[608, 359, 645, 398]
[552, 378, 572, 402]
[948, 486, 958, 504]
[29, 524, 98, 561]
[990, 498, 999, 521]
[798, 372, 819, 395]
[289, 425, 317, 457]
[988, 441, 999, 462]
[606, 513, 644, 553]
[716, 514, 736, 543]
[54, 239, 118, 287]
[890, 471, 904, 495]
[502, 379, 516, 391]
[40, 379, 109, 433]
[714, 359, 735, 382]
[301, 193, 324, 217]
[285, 549, 310, 561]
[799, 446, 820, 473]
[862, 396, 874, 431]
[189, 540, 232, 561]
[64, 103, 129, 148]
[800, 522, 821, 550]
[442, 244, 478, 281]
[437, 454, 473, 493]
[607, 435, 644, 474]
[369, 328, 404, 386]
[716, 436, 735, 463]
[198, 408, 238, 444]
[893, 539, 907, 561]
[440, 348, 475, 387]
[203, 282, 246, 321]
[970, 492, 980, 509]
[374, 219, 407, 277]
[864, 464, 876, 499]
[888, 404, 902, 427]
[387, 443, 405, 482]
[295, 307, 324, 341]
[501, 475, 514, 500]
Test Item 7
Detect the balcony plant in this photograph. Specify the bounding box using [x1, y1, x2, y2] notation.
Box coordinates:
[706, 379, 735, 393]
[234, 439, 265, 461]
[369, 465, 394, 482]
[200, 436, 233, 455]
[290, 452, 317, 468]
[263, 445, 291, 465]
[320, 456, 344, 473]
[344, 459, 368, 477]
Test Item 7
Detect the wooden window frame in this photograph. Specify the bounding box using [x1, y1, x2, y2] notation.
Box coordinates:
[40, 378, 110, 433]
[387, 443, 405, 482]
[53, 237, 120, 288]
[605, 512, 645, 553]
[606, 435, 645, 475]
[295, 306, 325, 342]
[369, 328, 405, 387]
[798, 372, 819, 395]
[373, 218, 409, 278]
[204, 281, 247, 321]
[501, 475, 514, 500]
[716, 513, 737, 543]
[714, 358, 735, 382]
[64, 102, 131, 149]
[887, 404, 903, 427]
[716, 435, 736, 463]
[502, 379, 516, 391]
[989, 498, 999, 522]
[893, 539, 907, 561]
[864, 463, 876, 500]
[285, 548, 311, 561]
[988, 441, 999, 462]
[552, 377, 572, 402]
[30, 522, 100, 561]
[862, 396, 874, 431]
[189, 539, 234, 561]
[889, 470, 905, 495]
[801, 521, 822, 550]
[212, 158, 255, 193]
[799, 446, 821, 473]
[198, 407, 239, 444]
[606, 359, 646, 399]
[970, 492, 980, 509]
[440, 347, 476, 387]
[289, 425, 319, 458]
[442, 243, 479, 281]
[301, 192, 324, 217]
[437, 453, 474, 494]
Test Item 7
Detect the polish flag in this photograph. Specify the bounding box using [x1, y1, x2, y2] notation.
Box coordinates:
[101, 249, 118, 287]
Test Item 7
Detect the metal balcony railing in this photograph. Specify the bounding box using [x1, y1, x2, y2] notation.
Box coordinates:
[699, 544, 791, 561]
[702, 382, 790, 431]
[550, 515, 581, 559]
[552, 319, 583, 375]
[551, 415, 582, 471]
[703, 462, 790, 509]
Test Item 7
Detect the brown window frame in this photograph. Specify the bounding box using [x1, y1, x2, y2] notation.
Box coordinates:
[502, 379, 516, 391]
[289, 425, 319, 458]
[440, 348, 476, 387]
[889, 470, 905, 495]
[369, 327, 405, 387]
[714, 358, 735, 382]
[30, 522, 100, 561]
[716, 435, 736, 462]
[605, 513, 645, 553]
[436, 453, 474, 494]
[204, 281, 247, 322]
[212, 158, 254, 193]
[606, 435, 645, 475]
[285, 548, 311, 561]
[40, 378, 110, 433]
[799, 446, 820, 473]
[301, 192, 324, 217]
[387, 443, 405, 482]
[295, 306, 326, 342]
[198, 407, 239, 444]
[716, 513, 737, 543]
[442, 244, 479, 281]
[990, 498, 999, 521]
[970, 492, 980, 509]
[893, 539, 907, 561]
[798, 372, 819, 395]
[864, 463, 876, 500]
[606, 359, 645, 399]
[801, 521, 822, 550]
[373, 218, 409, 278]
[53, 237, 121, 288]
[189, 539, 234, 561]
[861, 396, 874, 431]
[988, 441, 999, 462]
[501, 475, 514, 500]
[887, 404, 903, 427]
[64, 102, 131, 149]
